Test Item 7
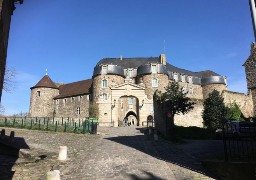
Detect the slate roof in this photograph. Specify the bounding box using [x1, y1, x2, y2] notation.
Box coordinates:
[54, 79, 92, 99]
[97, 57, 220, 78]
[31, 75, 58, 89]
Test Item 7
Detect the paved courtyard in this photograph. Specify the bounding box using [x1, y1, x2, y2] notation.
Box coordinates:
[0, 127, 217, 179]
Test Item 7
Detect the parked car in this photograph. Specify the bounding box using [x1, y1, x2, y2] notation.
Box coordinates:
[215, 121, 256, 139]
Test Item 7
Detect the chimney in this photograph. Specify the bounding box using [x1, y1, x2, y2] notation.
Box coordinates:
[159, 54, 166, 65]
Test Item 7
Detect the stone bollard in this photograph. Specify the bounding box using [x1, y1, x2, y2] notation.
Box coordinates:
[46, 170, 60, 180]
[1, 129, 5, 136]
[58, 146, 67, 161]
[10, 131, 15, 138]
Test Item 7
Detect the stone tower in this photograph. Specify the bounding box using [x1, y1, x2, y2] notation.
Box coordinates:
[243, 43, 256, 116]
[29, 75, 59, 117]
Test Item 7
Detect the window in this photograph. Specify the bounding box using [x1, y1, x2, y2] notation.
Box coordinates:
[87, 94, 91, 101]
[77, 107, 80, 115]
[174, 73, 179, 82]
[102, 79, 108, 88]
[71, 97, 74, 102]
[128, 69, 133, 77]
[182, 87, 187, 94]
[56, 99, 59, 105]
[152, 78, 158, 87]
[188, 76, 193, 84]
[128, 97, 134, 105]
[181, 75, 186, 82]
[37, 91, 41, 96]
[102, 66, 107, 74]
[152, 64, 157, 73]
[78, 96, 82, 102]
[189, 87, 193, 94]
[102, 93, 107, 100]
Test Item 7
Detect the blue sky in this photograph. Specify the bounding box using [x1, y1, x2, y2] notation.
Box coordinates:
[1, 0, 255, 115]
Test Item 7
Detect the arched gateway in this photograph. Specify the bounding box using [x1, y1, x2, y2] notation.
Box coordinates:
[110, 80, 151, 127]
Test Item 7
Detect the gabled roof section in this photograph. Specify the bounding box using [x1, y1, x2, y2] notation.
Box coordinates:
[54, 79, 92, 99]
[111, 82, 145, 90]
[31, 75, 58, 89]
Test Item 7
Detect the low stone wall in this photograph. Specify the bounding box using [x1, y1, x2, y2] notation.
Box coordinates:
[222, 90, 253, 118]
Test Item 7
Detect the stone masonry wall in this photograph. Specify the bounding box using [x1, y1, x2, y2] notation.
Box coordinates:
[174, 100, 204, 127]
[222, 90, 253, 118]
[29, 88, 59, 117]
[54, 95, 90, 118]
[202, 84, 227, 99]
[178, 82, 203, 100]
[142, 74, 169, 100]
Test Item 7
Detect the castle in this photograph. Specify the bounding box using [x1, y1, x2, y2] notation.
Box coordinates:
[29, 49, 256, 127]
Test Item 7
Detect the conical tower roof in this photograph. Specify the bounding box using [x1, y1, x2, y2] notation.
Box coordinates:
[31, 75, 58, 89]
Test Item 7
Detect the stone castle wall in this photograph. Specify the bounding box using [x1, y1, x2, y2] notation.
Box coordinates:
[202, 84, 227, 99]
[54, 95, 90, 118]
[141, 74, 169, 100]
[174, 100, 204, 127]
[29, 88, 59, 117]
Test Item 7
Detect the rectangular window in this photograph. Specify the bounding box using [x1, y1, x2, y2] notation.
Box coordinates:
[37, 91, 40, 96]
[102, 79, 107, 88]
[189, 87, 193, 94]
[128, 69, 133, 77]
[174, 74, 179, 82]
[102, 66, 107, 74]
[181, 75, 186, 82]
[188, 76, 193, 84]
[152, 64, 157, 73]
[152, 78, 158, 87]
[128, 97, 134, 105]
[77, 107, 80, 115]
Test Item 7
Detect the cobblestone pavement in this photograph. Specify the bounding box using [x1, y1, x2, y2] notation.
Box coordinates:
[0, 127, 216, 180]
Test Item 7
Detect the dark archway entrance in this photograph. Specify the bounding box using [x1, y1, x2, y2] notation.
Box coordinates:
[125, 111, 138, 126]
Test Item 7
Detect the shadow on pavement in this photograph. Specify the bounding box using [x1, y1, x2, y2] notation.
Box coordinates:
[0, 129, 30, 180]
[105, 127, 216, 179]
[128, 170, 165, 180]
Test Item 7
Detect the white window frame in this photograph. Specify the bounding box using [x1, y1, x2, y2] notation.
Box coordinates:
[128, 69, 133, 77]
[189, 87, 193, 94]
[181, 75, 186, 82]
[102, 79, 108, 88]
[102, 93, 107, 100]
[174, 73, 179, 82]
[188, 76, 193, 84]
[102, 66, 107, 74]
[77, 107, 81, 115]
[152, 78, 158, 87]
[151, 64, 157, 74]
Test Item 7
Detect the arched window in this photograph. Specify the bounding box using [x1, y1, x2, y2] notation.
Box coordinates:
[152, 78, 158, 87]
[102, 79, 108, 88]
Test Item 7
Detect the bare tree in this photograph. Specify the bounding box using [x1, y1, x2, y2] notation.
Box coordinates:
[3, 67, 16, 93]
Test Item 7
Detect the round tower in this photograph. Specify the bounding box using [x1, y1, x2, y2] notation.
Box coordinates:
[29, 75, 59, 117]
[201, 76, 227, 99]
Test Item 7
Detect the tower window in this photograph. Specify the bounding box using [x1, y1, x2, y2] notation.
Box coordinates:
[151, 64, 157, 73]
[102, 79, 108, 88]
[181, 75, 186, 82]
[129, 97, 134, 105]
[37, 91, 40, 97]
[102, 93, 107, 100]
[128, 69, 133, 77]
[174, 73, 179, 82]
[78, 96, 82, 102]
[152, 78, 158, 87]
[77, 107, 81, 115]
[71, 97, 74, 102]
[189, 87, 193, 94]
[102, 66, 107, 74]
